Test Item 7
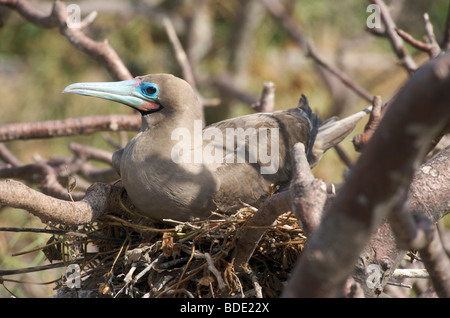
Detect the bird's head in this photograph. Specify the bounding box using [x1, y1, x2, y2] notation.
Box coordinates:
[63, 74, 200, 119]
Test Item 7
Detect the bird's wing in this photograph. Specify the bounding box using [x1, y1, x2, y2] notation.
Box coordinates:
[202, 96, 318, 211]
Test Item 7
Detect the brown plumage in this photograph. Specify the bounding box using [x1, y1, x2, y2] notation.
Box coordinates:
[64, 74, 369, 222]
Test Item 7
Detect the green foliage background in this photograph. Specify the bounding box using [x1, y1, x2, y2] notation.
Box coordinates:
[0, 0, 447, 297]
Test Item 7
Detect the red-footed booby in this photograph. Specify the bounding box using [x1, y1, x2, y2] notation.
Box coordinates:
[64, 74, 369, 222]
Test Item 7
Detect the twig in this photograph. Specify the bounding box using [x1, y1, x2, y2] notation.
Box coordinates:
[69, 142, 113, 165]
[443, 1, 450, 50]
[162, 16, 196, 89]
[162, 16, 221, 108]
[423, 13, 442, 58]
[252, 81, 275, 113]
[1, 0, 132, 81]
[204, 252, 226, 291]
[418, 227, 450, 297]
[396, 28, 434, 53]
[395, 14, 442, 59]
[263, 0, 373, 102]
[369, 0, 417, 74]
[0, 142, 22, 167]
[353, 95, 382, 151]
[250, 272, 263, 298]
[0, 261, 71, 276]
[0, 226, 124, 243]
[0, 162, 85, 200]
[392, 268, 429, 279]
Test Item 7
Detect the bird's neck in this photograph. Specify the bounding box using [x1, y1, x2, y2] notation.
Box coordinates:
[141, 108, 203, 132]
[137, 108, 204, 158]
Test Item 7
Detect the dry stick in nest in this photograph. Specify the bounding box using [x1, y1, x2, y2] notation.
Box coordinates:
[232, 142, 332, 272]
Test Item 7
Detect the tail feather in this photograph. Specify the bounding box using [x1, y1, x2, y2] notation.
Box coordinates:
[311, 104, 373, 166]
[297, 95, 321, 164]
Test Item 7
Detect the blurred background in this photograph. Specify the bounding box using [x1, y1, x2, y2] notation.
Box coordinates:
[0, 0, 448, 297]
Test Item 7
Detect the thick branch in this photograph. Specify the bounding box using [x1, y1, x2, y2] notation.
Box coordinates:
[232, 191, 290, 272]
[282, 51, 450, 298]
[289, 143, 330, 236]
[0, 179, 130, 225]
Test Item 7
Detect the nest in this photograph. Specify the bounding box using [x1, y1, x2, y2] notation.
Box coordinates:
[46, 206, 306, 298]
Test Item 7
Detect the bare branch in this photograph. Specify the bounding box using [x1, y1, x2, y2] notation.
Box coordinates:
[396, 28, 434, 54]
[263, 0, 373, 103]
[0, 142, 22, 167]
[443, 1, 450, 50]
[0, 114, 141, 142]
[0, 179, 131, 225]
[423, 13, 442, 58]
[162, 16, 196, 89]
[289, 143, 330, 236]
[369, 0, 417, 74]
[69, 142, 113, 165]
[232, 191, 290, 272]
[395, 13, 442, 59]
[251, 81, 275, 113]
[283, 51, 450, 298]
[1, 0, 132, 80]
[353, 95, 382, 151]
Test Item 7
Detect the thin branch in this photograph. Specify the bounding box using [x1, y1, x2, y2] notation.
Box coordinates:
[423, 13, 442, 58]
[369, 0, 417, 74]
[443, 1, 450, 50]
[0, 114, 141, 142]
[353, 95, 382, 151]
[396, 28, 434, 53]
[0, 162, 85, 200]
[162, 16, 196, 89]
[0, 142, 22, 167]
[251, 81, 275, 113]
[1, 0, 132, 81]
[419, 221, 450, 297]
[263, 0, 373, 103]
[395, 13, 442, 59]
[69, 142, 113, 165]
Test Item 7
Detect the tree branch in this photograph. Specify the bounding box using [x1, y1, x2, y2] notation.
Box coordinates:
[369, 0, 417, 74]
[0, 179, 119, 224]
[0, 114, 141, 141]
[263, 0, 373, 103]
[282, 51, 450, 298]
[1, 0, 132, 81]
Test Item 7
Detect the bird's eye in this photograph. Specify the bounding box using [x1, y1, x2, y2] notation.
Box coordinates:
[146, 86, 157, 95]
[141, 84, 158, 97]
